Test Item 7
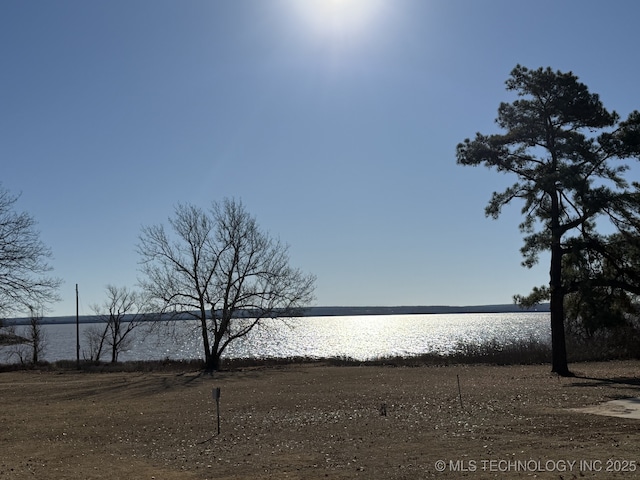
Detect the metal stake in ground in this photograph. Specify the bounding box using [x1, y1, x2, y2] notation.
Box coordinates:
[457, 375, 463, 411]
[213, 387, 221, 434]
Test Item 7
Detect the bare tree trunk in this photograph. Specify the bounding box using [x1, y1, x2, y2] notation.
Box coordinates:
[206, 328, 223, 372]
[205, 353, 221, 372]
[199, 305, 212, 369]
[111, 321, 119, 363]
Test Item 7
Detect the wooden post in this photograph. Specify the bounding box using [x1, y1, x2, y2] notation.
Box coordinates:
[457, 374, 463, 410]
[213, 387, 221, 434]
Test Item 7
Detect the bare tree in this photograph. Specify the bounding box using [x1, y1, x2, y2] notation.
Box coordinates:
[6, 306, 46, 365]
[90, 285, 149, 363]
[26, 305, 46, 364]
[0, 323, 20, 361]
[138, 198, 316, 371]
[0, 184, 61, 317]
[83, 322, 109, 363]
[27, 308, 46, 364]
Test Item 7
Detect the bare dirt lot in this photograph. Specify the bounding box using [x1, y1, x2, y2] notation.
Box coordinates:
[2, 361, 640, 479]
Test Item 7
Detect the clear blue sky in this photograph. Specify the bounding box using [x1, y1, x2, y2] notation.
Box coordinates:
[2, 0, 639, 317]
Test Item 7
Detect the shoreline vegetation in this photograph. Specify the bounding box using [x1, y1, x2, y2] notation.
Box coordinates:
[2, 329, 638, 373]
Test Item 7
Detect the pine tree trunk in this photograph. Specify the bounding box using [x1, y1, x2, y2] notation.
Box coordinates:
[549, 186, 572, 377]
[550, 289, 570, 376]
[549, 230, 571, 376]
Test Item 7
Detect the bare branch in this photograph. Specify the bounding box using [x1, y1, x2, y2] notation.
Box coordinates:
[0, 184, 61, 316]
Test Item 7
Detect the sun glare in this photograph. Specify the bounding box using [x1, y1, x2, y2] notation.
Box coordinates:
[288, 0, 385, 46]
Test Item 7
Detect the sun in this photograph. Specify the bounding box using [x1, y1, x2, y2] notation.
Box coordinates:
[288, 0, 385, 45]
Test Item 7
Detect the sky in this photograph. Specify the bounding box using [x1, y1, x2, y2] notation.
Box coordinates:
[2, 0, 640, 317]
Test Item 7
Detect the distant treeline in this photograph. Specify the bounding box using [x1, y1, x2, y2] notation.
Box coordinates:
[305, 304, 549, 316]
[2, 303, 549, 326]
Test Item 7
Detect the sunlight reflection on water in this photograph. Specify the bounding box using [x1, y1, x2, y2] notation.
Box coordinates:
[1, 313, 550, 363]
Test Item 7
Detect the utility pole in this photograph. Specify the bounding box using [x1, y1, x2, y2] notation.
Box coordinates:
[76, 284, 80, 369]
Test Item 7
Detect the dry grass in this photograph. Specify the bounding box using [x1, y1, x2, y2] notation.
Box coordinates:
[2, 361, 640, 479]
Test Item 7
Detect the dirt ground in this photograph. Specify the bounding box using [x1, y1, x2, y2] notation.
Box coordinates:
[2, 361, 640, 480]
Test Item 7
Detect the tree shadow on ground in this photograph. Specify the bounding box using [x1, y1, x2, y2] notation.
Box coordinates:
[52, 365, 278, 401]
[569, 375, 640, 399]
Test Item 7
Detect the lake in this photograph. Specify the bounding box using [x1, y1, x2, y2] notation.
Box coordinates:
[1, 312, 550, 364]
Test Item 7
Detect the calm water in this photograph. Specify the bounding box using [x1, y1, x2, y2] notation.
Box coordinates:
[1, 313, 550, 363]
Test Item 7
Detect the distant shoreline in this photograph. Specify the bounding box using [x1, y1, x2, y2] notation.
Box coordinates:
[3, 303, 549, 326]
[303, 304, 549, 317]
